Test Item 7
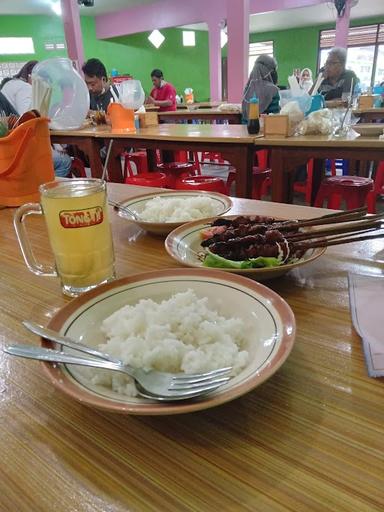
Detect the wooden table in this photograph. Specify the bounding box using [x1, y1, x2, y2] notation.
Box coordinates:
[177, 101, 221, 110]
[158, 109, 241, 124]
[353, 107, 384, 122]
[51, 124, 256, 198]
[51, 126, 105, 178]
[1, 183, 384, 511]
[254, 132, 384, 203]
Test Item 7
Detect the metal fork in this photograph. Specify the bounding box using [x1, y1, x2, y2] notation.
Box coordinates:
[108, 200, 139, 220]
[19, 321, 232, 399]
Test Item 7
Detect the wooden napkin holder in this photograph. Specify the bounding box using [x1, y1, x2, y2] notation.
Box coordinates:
[264, 115, 289, 137]
[358, 95, 375, 109]
[138, 112, 159, 128]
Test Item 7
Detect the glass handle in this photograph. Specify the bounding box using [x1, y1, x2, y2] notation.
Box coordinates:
[13, 203, 57, 277]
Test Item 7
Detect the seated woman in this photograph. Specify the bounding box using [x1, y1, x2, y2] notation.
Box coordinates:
[242, 55, 280, 122]
[1, 60, 72, 178]
[299, 68, 313, 92]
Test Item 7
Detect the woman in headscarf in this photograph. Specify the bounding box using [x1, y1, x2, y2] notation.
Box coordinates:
[299, 68, 313, 92]
[242, 54, 280, 121]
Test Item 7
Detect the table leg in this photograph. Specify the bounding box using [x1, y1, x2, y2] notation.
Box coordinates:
[222, 146, 254, 198]
[311, 158, 324, 205]
[146, 149, 157, 170]
[271, 149, 291, 203]
[107, 141, 125, 183]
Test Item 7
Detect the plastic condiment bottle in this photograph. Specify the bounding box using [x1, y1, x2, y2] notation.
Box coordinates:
[247, 95, 260, 134]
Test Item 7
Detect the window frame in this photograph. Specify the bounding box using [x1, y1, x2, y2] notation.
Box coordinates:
[318, 23, 384, 87]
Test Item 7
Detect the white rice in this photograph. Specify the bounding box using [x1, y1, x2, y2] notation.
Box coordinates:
[84, 290, 248, 397]
[138, 195, 223, 223]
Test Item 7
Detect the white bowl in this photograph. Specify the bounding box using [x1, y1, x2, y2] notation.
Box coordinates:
[41, 269, 296, 415]
[116, 190, 232, 236]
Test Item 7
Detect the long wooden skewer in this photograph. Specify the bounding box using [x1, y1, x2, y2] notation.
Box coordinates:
[285, 219, 383, 242]
[299, 231, 384, 249]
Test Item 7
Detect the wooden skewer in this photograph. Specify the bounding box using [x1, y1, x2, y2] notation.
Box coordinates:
[299, 231, 384, 249]
[286, 218, 383, 242]
[297, 206, 367, 223]
[293, 209, 369, 228]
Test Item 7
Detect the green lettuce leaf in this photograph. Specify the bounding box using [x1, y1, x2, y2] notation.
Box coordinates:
[203, 252, 282, 269]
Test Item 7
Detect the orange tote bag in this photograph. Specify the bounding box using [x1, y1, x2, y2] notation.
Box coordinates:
[0, 117, 54, 207]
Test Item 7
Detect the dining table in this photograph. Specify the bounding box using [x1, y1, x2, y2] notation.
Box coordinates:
[158, 109, 241, 125]
[353, 107, 384, 123]
[51, 124, 256, 198]
[254, 131, 384, 203]
[1, 182, 384, 511]
[51, 124, 384, 205]
[176, 101, 222, 110]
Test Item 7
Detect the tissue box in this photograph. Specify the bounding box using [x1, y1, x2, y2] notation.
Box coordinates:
[264, 115, 289, 137]
[358, 95, 376, 109]
[138, 112, 159, 128]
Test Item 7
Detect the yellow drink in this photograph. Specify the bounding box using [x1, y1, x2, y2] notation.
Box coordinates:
[40, 180, 115, 295]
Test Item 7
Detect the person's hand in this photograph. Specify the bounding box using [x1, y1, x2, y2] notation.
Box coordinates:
[145, 96, 155, 105]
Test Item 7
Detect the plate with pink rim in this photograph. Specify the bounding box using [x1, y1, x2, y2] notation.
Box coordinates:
[165, 216, 326, 280]
[41, 268, 296, 415]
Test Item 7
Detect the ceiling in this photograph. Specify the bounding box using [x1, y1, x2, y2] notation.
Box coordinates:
[0, 0, 158, 16]
[182, 0, 383, 33]
[0, 0, 382, 29]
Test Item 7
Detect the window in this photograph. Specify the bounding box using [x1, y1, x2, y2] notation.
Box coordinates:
[0, 37, 35, 55]
[182, 31, 195, 47]
[0, 62, 26, 80]
[249, 41, 274, 74]
[319, 24, 384, 90]
[44, 42, 66, 51]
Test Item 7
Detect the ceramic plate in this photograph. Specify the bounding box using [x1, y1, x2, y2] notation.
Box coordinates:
[165, 216, 326, 280]
[42, 269, 295, 415]
[353, 124, 384, 137]
[116, 190, 232, 235]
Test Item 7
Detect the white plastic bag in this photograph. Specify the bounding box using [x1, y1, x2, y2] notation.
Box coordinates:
[117, 80, 145, 110]
[32, 57, 89, 130]
[298, 108, 333, 135]
[280, 101, 304, 135]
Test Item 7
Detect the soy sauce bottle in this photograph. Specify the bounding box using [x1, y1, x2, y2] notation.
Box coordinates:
[247, 95, 260, 134]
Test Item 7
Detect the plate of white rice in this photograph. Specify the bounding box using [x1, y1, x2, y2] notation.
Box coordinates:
[115, 190, 232, 235]
[41, 269, 296, 415]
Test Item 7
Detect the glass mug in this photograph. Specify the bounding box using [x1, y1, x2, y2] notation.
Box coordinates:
[14, 179, 115, 297]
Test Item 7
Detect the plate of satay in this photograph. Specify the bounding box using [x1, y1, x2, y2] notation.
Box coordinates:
[165, 208, 384, 280]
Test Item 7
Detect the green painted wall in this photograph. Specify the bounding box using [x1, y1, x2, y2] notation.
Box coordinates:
[82, 18, 210, 100]
[250, 15, 384, 86]
[0, 15, 210, 101]
[0, 15, 67, 61]
[0, 14, 383, 98]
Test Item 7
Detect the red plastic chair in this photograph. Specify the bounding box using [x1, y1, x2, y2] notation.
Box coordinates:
[124, 158, 167, 188]
[314, 176, 373, 210]
[201, 152, 225, 164]
[293, 159, 338, 205]
[157, 162, 196, 188]
[293, 159, 314, 204]
[226, 166, 271, 199]
[254, 150, 269, 170]
[175, 175, 228, 195]
[367, 162, 384, 213]
[122, 150, 148, 173]
[69, 157, 87, 178]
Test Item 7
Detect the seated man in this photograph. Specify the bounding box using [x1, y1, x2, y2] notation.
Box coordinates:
[146, 69, 177, 112]
[318, 47, 359, 100]
[82, 58, 119, 111]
